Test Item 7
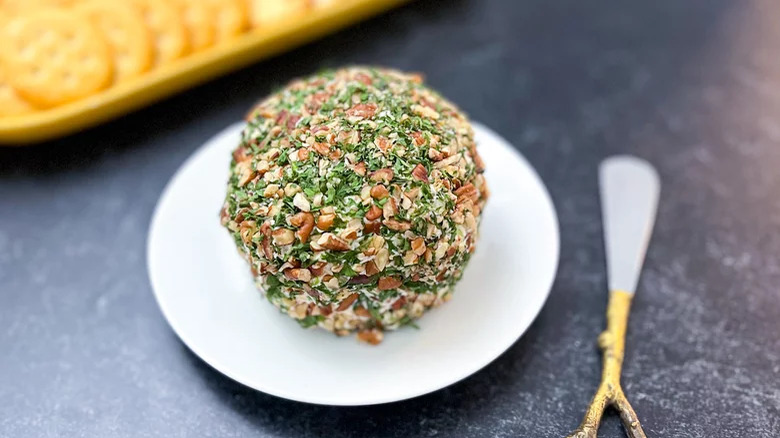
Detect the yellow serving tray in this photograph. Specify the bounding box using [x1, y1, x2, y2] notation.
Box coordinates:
[0, 0, 408, 145]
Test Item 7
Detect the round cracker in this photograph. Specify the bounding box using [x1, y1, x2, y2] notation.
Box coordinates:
[0, 0, 74, 12]
[310, 0, 335, 8]
[204, 0, 248, 41]
[172, 0, 215, 52]
[131, 0, 188, 65]
[0, 11, 36, 116]
[76, 1, 153, 82]
[0, 65, 36, 117]
[247, 0, 310, 28]
[0, 10, 113, 107]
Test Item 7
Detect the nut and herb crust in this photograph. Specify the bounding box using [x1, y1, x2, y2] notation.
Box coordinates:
[221, 67, 488, 342]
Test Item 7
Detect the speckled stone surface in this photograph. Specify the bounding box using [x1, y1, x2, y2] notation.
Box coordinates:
[1, 0, 779, 437]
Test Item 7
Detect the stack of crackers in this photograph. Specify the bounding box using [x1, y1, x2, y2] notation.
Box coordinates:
[0, 0, 326, 117]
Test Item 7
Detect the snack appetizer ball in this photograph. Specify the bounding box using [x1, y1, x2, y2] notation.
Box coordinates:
[221, 67, 488, 344]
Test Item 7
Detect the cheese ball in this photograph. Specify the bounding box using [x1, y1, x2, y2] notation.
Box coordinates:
[221, 67, 488, 344]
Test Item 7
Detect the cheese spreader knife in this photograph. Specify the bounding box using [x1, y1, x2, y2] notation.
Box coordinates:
[566, 156, 660, 438]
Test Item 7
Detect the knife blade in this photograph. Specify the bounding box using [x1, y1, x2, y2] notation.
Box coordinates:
[599, 156, 660, 294]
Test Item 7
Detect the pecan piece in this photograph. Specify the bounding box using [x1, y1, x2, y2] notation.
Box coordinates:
[411, 131, 425, 146]
[378, 276, 402, 290]
[383, 219, 411, 232]
[232, 146, 251, 163]
[312, 142, 330, 155]
[374, 136, 391, 152]
[411, 164, 429, 182]
[363, 221, 381, 234]
[412, 104, 440, 120]
[336, 293, 359, 311]
[428, 148, 444, 161]
[316, 213, 336, 231]
[346, 102, 377, 119]
[370, 168, 394, 183]
[365, 260, 380, 276]
[454, 183, 478, 203]
[355, 72, 373, 85]
[286, 114, 300, 131]
[446, 246, 457, 258]
[284, 268, 311, 283]
[347, 275, 374, 285]
[354, 306, 371, 317]
[374, 248, 389, 271]
[234, 207, 250, 224]
[382, 198, 398, 219]
[290, 212, 314, 243]
[275, 110, 300, 131]
[365, 205, 382, 221]
[357, 328, 384, 345]
[411, 237, 426, 256]
[272, 228, 295, 246]
[236, 161, 255, 187]
[255, 160, 270, 175]
[239, 220, 256, 245]
[370, 184, 390, 200]
[260, 222, 273, 259]
[309, 261, 326, 277]
[392, 296, 407, 310]
[316, 233, 350, 251]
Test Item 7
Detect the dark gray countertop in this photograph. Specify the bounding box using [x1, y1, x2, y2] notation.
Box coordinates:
[1, 0, 779, 437]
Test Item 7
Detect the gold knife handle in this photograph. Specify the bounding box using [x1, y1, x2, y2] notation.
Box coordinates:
[565, 290, 646, 438]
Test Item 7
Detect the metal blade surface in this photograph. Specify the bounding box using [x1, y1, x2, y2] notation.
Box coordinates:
[599, 156, 660, 294]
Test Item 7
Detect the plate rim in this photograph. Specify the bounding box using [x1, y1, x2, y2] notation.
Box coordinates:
[147, 121, 560, 406]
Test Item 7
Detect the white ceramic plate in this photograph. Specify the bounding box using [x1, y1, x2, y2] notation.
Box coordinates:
[147, 121, 559, 406]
